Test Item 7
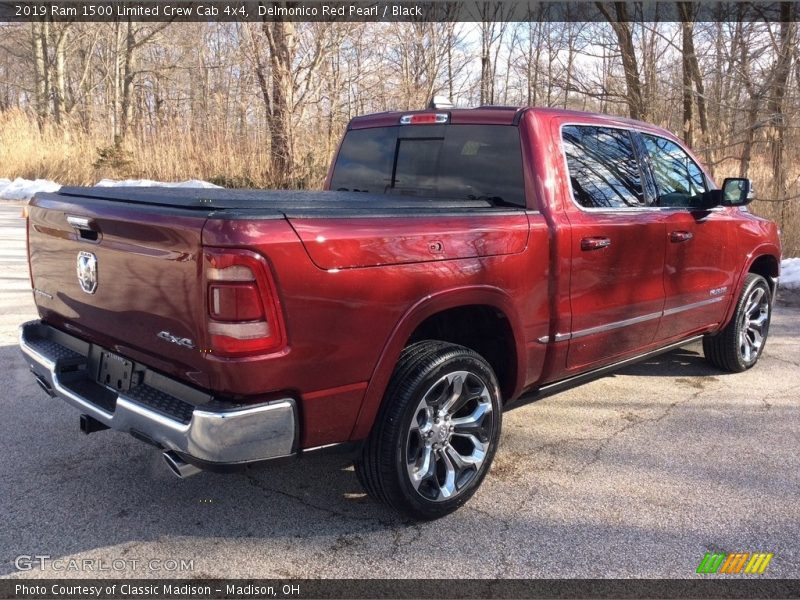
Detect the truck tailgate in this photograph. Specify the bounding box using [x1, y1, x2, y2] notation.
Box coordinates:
[27, 193, 210, 384]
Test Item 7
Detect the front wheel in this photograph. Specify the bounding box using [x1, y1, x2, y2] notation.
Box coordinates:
[703, 273, 772, 372]
[355, 341, 502, 520]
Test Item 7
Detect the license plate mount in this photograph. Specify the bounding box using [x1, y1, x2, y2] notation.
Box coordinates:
[98, 351, 133, 392]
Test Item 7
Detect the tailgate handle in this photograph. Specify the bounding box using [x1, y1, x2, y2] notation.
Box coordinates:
[67, 216, 100, 241]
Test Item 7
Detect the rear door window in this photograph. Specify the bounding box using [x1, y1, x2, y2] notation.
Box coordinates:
[562, 125, 646, 209]
[330, 124, 526, 207]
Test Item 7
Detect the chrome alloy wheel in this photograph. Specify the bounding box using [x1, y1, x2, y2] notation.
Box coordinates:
[739, 285, 770, 363]
[405, 371, 494, 502]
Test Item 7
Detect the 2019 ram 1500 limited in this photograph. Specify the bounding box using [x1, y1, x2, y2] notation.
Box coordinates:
[20, 106, 781, 519]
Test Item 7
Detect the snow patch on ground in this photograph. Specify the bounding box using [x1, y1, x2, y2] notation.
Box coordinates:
[0, 177, 221, 201]
[0, 177, 60, 201]
[95, 178, 222, 189]
[780, 258, 800, 290]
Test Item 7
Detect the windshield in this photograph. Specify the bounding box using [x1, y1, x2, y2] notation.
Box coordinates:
[329, 124, 526, 207]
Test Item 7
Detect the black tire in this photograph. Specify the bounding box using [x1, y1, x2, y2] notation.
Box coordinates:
[354, 341, 502, 520]
[703, 273, 772, 372]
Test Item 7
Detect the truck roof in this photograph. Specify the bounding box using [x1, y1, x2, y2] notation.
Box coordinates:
[348, 106, 678, 140]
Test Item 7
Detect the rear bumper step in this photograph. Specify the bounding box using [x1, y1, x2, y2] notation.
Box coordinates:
[19, 320, 297, 468]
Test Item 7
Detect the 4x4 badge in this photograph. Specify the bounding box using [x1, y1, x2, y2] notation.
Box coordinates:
[76, 251, 98, 294]
[157, 331, 196, 349]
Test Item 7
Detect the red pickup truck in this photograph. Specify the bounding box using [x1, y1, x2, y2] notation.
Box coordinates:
[20, 106, 781, 519]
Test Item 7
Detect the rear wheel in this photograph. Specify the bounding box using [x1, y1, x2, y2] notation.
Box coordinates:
[703, 273, 772, 372]
[354, 341, 502, 520]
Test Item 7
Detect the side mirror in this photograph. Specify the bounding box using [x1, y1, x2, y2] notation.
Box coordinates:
[721, 178, 754, 206]
[695, 178, 754, 209]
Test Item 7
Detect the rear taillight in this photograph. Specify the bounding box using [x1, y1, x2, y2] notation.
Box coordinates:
[208, 284, 263, 322]
[203, 248, 285, 356]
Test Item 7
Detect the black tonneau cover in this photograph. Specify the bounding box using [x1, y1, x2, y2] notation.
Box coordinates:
[55, 187, 495, 214]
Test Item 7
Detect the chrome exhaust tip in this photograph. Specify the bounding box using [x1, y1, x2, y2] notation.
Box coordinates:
[163, 451, 202, 479]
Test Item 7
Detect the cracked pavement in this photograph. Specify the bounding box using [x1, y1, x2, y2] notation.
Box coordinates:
[0, 204, 798, 579]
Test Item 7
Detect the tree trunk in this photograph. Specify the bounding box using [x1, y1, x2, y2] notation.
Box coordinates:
[768, 5, 794, 227]
[597, 3, 645, 120]
[739, 95, 759, 178]
[446, 22, 455, 100]
[112, 21, 121, 142]
[51, 25, 68, 125]
[32, 22, 50, 127]
[680, 18, 694, 146]
[263, 19, 296, 187]
[119, 20, 137, 141]
[678, 3, 709, 163]
[480, 23, 493, 104]
[565, 26, 576, 109]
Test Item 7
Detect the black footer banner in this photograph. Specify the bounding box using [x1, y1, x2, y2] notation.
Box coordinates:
[2, 579, 800, 600]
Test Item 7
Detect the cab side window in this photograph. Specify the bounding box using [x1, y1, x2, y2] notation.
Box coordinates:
[641, 134, 708, 207]
[562, 125, 645, 209]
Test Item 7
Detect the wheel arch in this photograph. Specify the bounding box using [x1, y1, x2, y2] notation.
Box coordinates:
[748, 253, 780, 295]
[348, 286, 526, 441]
[719, 246, 781, 330]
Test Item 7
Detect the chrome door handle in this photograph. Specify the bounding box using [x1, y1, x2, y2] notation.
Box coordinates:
[670, 230, 694, 243]
[581, 237, 611, 251]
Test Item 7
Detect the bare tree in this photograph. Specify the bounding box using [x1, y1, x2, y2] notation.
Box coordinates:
[31, 22, 50, 125]
[766, 4, 795, 218]
[597, 2, 646, 120]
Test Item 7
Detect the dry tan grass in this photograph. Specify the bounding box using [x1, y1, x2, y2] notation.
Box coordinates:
[714, 157, 800, 256]
[123, 127, 278, 188]
[1, 108, 797, 255]
[0, 109, 99, 184]
[0, 109, 283, 188]
[752, 199, 800, 257]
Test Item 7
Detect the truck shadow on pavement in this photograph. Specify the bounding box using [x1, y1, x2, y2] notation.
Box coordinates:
[614, 346, 722, 378]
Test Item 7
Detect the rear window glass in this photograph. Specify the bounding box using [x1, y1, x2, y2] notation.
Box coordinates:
[330, 124, 526, 207]
[562, 125, 645, 209]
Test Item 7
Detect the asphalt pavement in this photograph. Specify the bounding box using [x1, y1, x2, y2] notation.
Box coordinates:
[0, 203, 797, 579]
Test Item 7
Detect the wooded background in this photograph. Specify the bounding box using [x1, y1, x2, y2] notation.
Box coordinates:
[0, 6, 798, 253]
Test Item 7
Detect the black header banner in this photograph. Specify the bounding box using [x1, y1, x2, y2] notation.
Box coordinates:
[0, 1, 799, 22]
[3, 579, 800, 600]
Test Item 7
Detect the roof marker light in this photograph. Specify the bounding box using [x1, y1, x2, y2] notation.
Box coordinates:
[400, 113, 449, 125]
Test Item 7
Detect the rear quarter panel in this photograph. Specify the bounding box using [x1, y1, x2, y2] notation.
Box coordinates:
[203, 213, 548, 447]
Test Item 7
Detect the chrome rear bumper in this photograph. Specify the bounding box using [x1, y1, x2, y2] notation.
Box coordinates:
[19, 320, 297, 467]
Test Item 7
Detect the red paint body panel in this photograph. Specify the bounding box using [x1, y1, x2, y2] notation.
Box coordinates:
[290, 214, 529, 269]
[26, 107, 782, 450]
[565, 211, 667, 370]
[659, 210, 739, 339]
[28, 199, 212, 389]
